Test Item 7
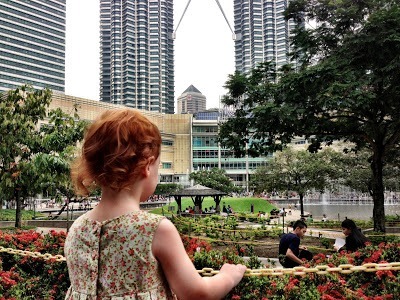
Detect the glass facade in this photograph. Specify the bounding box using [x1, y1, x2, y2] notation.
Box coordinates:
[192, 110, 269, 189]
[0, 0, 66, 92]
[100, 0, 174, 114]
[234, 0, 297, 74]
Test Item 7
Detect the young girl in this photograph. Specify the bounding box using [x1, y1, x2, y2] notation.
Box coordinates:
[64, 109, 246, 299]
[335, 219, 369, 252]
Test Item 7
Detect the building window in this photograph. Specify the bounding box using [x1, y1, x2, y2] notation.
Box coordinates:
[162, 162, 172, 169]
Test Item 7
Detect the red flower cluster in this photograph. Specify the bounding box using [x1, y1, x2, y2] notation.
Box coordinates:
[0, 268, 20, 290]
[0, 229, 69, 299]
[181, 236, 211, 258]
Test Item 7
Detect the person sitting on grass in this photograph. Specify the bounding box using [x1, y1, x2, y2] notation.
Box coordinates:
[278, 220, 313, 268]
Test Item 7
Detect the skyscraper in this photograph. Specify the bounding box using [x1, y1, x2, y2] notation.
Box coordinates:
[234, 0, 296, 74]
[177, 85, 206, 114]
[100, 0, 174, 114]
[0, 0, 65, 92]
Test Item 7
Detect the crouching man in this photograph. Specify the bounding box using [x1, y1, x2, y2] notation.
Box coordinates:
[278, 220, 313, 268]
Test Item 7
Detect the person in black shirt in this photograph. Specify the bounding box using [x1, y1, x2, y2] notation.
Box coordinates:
[335, 219, 369, 252]
[279, 220, 312, 268]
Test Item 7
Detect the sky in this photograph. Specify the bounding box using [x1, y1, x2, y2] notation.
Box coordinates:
[65, 0, 235, 111]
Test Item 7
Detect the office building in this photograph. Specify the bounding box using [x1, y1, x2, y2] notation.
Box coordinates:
[0, 0, 66, 92]
[234, 0, 297, 74]
[192, 109, 269, 190]
[100, 0, 174, 114]
[177, 85, 206, 114]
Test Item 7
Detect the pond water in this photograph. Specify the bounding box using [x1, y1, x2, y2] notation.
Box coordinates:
[302, 204, 400, 221]
[275, 202, 400, 221]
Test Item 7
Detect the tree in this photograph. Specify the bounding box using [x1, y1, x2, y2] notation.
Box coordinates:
[337, 149, 400, 195]
[189, 168, 241, 194]
[251, 147, 339, 217]
[219, 0, 400, 232]
[32, 107, 88, 220]
[0, 86, 86, 227]
[154, 183, 181, 204]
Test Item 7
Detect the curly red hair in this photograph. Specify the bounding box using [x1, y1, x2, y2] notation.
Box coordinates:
[71, 109, 161, 195]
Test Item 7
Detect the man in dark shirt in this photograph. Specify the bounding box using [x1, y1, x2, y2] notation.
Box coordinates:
[279, 220, 311, 268]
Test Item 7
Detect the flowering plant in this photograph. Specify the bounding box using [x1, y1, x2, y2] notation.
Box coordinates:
[227, 242, 400, 299]
[0, 229, 69, 300]
[0, 229, 398, 299]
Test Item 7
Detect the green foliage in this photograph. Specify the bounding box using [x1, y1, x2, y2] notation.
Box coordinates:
[33, 107, 88, 201]
[219, 0, 400, 232]
[245, 256, 263, 270]
[320, 238, 332, 249]
[154, 183, 181, 195]
[0, 86, 87, 227]
[189, 168, 242, 194]
[0, 86, 53, 225]
[251, 147, 340, 216]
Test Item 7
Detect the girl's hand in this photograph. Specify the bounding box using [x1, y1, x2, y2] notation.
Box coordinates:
[219, 264, 247, 286]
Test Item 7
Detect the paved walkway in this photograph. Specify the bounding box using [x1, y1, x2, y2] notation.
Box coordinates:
[247, 209, 344, 240]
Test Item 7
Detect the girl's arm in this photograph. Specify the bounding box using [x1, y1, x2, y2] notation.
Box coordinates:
[152, 218, 246, 300]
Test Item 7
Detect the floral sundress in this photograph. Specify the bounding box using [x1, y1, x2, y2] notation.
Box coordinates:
[64, 210, 175, 299]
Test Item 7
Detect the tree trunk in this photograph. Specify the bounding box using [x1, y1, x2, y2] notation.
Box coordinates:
[299, 193, 305, 218]
[15, 188, 22, 228]
[215, 196, 221, 213]
[371, 149, 386, 232]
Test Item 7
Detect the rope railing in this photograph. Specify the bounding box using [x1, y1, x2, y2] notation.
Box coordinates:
[1, 245, 399, 276]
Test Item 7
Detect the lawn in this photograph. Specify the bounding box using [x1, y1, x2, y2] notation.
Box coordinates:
[0, 209, 45, 221]
[150, 197, 276, 215]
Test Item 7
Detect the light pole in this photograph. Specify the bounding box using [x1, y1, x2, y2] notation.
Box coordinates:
[245, 142, 249, 194]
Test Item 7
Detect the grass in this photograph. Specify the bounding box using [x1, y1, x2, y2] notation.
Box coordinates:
[0, 209, 45, 221]
[150, 197, 277, 215]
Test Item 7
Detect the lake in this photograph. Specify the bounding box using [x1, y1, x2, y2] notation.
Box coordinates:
[274, 202, 400, 221]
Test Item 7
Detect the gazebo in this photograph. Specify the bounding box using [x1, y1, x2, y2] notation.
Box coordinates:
[170, 184, 227, 214]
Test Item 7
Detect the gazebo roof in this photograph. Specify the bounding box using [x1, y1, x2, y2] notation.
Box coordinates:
[171, 184, 226, 197]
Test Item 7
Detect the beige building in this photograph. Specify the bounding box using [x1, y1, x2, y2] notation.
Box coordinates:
[51, 93, 192, 186]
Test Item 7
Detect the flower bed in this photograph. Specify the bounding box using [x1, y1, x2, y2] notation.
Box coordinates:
[0, 229, 69, 299]
[0, 230, 399, 299]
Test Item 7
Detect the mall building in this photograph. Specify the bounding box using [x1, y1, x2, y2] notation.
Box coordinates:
[51, 93, 271, 190]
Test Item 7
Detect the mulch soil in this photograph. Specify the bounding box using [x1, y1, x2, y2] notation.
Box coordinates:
[211, 236, 324, 258]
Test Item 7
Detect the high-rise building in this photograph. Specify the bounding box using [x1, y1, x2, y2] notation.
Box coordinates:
[100, 0, 174, 114]
[234, 0, 296, 74]
[0, 0, 66, 92]
[177, 85, 206, 114]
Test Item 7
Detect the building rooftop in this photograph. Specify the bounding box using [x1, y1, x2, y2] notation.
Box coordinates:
[183, 85, 202, 94]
